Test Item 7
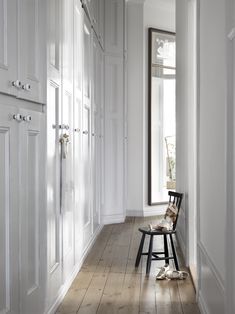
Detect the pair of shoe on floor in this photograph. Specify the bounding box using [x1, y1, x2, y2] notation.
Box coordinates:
[156, 265, 188, 280]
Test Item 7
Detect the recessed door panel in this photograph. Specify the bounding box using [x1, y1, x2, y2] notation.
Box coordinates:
[20, 109, 46, 314]
[18, 0, 45, 103]
[83, 106, 91, 227]
[0, 105, 19, 314]
[49, 0, 61, 71]
[0, 0, 17, 95]
[83, 16, 91, 100]
[61, 90, 75, 280]
[47, 82, 60, 272]
[26, 131, 40, 293]
[0, 128, 10, 313]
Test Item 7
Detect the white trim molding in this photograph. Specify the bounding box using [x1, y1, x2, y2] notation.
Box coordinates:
[101, 214, 126, 225]
[126, 209, 144, 217]
[127, 205, 165, 217]
[143, 206, 165, 217]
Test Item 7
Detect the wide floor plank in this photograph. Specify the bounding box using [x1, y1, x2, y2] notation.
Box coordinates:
[56, 217, 200, 314]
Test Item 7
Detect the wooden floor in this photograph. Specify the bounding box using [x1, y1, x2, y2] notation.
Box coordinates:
[56, 217, 200, 314]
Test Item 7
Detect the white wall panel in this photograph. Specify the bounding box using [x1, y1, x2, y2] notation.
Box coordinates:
[199, 0, 226, 281]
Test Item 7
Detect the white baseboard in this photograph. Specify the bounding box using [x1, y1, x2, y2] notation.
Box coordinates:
[101, 214, 125, 225]
[143, 207, 165, 217]
[127, 206, 165, 217]
[126, 209, 144, 216]
[46, 224, 103, 314]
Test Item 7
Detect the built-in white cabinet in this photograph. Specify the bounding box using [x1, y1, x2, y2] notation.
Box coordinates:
[0, 0, 46, 104]
[0, 0, 125, 312]
[47, 1, 104, 311]
[0, 103, 46, 314]
[103, 0, 125, 223]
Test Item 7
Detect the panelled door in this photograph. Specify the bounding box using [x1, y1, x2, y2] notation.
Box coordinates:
[61, 0, 75, 282]
[0, 104, 19, 314]
[0, 0, 17, 96]
[92, 36, 101, 232]
[82, 14, 93, 245]
[47, 0, 63, 306]
[74, 0, 84, 263]
[19, 109, 46, 314]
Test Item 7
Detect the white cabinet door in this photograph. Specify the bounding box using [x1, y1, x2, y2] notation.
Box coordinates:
[82, 14, 93, 244]
[61, 0, 75, 282]
[47, 80, 62, 305]
[74, 0, 83, 263]
[47, 0, 63, 307]
[0, 0, 18, 96]
[0, 104, 19, 314]
[19, 109, 46, 314]
[60, 92, 75, 281]
[18, 0, 46, 103]
[105, 0, 124, 55]
[104, 55, 124, 218]
[92, 36, 102, 232]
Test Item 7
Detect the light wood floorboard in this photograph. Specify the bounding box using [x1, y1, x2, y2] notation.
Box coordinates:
[56, 217, 200, 314]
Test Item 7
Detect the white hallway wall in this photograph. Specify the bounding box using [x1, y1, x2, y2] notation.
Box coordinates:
[176, 0, 231, 313]
[126, 0, 175, 216]
[198, 0, 226, 312]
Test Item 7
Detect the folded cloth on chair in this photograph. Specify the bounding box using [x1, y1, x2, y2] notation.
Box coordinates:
[150, 203, 178, 231]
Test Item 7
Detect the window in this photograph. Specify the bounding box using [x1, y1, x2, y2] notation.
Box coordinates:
[148, 28, 176, 205]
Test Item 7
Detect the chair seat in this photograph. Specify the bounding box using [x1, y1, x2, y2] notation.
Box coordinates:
[138, 226, 176, 236]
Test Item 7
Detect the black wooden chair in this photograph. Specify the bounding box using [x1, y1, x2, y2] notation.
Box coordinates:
[135, 191, 183, 275]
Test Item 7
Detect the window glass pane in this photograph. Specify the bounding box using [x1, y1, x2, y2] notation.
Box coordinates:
[151, 32, 175, 68]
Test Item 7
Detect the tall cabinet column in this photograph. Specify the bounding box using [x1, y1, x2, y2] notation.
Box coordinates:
[103, 0, 126, 224]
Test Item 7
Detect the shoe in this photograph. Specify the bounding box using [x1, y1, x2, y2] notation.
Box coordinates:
[156, 265, 170, 280]
[165, 270, 189, 280]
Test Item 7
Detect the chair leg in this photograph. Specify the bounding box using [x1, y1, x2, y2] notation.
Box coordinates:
[146, 235, 154, 275]
[135, 233, 146, 268]
[170, 234, 179, 270]
[163, 234, 169, 265]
